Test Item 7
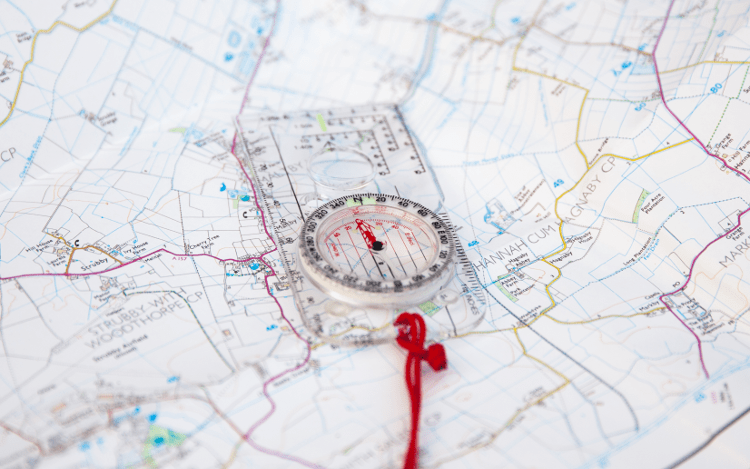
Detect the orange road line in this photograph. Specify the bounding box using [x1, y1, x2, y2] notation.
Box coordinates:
[46, 233, 123, 274]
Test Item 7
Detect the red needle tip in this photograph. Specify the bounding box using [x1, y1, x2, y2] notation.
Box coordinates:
[355, 218, 378, 249]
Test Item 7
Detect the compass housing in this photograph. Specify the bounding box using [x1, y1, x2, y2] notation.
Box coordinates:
[298, 193, 456, 308]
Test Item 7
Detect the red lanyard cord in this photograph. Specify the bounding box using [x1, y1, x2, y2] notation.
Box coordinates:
[394, 312, 448, 469]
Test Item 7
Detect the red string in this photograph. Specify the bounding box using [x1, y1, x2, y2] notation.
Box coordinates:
[394, 312, 448, 469]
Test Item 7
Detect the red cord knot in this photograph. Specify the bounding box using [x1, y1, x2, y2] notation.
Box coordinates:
[394, 312, 448, 469]
[423, 343, 447, 371]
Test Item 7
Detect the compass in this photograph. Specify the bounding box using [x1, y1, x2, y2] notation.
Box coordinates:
[298, 194, 455, 308]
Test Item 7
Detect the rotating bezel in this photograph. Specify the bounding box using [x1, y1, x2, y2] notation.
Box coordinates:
[298, 193, 456, 307]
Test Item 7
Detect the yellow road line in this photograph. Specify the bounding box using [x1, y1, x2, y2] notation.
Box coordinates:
[472, 329, 570, 454]
[534, 26, 651, 56]
[527, 139, 694, 324]
[545, 138, 693, 261]
[512, 68, 590, 170]
[454, 138, 692, 339]
[471, 0, 505, 41]
[429, 317, 570, 467]
[220, 439, 244, 469]
[662, 60, 750, 74]
[0, 0, 119, 129]
[545, 307, 665, 325]
[514, 327, 569, 382]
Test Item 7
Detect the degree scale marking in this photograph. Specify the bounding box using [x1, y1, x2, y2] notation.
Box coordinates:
[323, 217, 434, 280]
[299, 193, 455, 296]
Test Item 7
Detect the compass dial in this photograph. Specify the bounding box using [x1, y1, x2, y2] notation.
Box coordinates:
[298, 194, 456, 308]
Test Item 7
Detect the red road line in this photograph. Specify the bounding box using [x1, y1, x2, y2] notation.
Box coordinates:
[1, 1, 318, 466]
[652, 0, 750, 380]
[227, 3, 321, 468]
[0, 248, 264, 281]
[657, 207, 750, 379]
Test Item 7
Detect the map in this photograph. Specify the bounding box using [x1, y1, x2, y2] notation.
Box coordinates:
[2, 0, 750, 468]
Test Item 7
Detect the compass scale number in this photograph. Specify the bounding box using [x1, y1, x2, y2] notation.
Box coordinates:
[298, 193, 456, 307]
[323, 215, 434, 281]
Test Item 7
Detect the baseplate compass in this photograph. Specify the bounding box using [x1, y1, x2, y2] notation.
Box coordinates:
[236, 104, 486, 345]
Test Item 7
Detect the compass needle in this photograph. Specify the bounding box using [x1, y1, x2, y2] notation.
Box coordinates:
[298, 194, 456, 308]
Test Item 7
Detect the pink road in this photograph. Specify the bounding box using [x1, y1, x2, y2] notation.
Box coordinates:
[656, 206, 750, 380]
[653, 0, 750, 380]
[0, 1, 320, 466]
[228, 2, 323, 468]
[0, 248, 264, 282]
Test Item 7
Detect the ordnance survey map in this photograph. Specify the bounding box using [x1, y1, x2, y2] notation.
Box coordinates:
[2, 0, 750, 468]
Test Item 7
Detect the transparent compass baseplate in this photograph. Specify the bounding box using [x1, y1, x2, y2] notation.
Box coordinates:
[235, 104, 486, 346]
[295, 194, 485, 346]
